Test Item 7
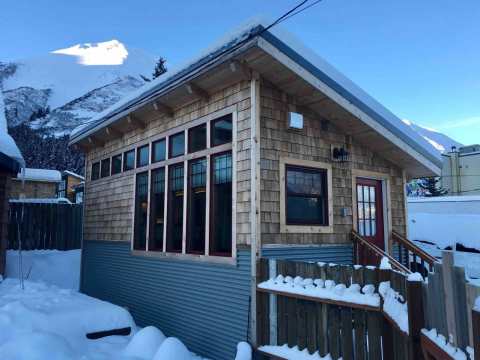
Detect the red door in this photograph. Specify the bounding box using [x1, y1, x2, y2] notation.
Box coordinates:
[356, 178, 384, 264]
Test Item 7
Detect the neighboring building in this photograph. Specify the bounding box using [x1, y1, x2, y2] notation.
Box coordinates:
[72, 181, 84, 204]
[58, 170, 85, 203]
[10, 168, 61, 199]
[441, 145, 480, 195]
[69, 23, 441, 359]
[0, 95, 24, 276]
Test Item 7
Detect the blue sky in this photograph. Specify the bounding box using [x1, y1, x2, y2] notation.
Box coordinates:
[1, 0, 479, 145]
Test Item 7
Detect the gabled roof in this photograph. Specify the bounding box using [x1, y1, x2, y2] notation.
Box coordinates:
[0, 92, 23, 173]
[70, 20, 442, 177]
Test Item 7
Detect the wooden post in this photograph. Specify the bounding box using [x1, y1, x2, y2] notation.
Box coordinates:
[407, 275, 425, 360]
[379, 268, 394, 359]
[473, 308, 480, 360]
[442, 251, 458, 345]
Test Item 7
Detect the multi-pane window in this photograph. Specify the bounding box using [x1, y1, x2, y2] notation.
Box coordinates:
[210, 153, 232, 256]
[211, 114, 232, 146]
[112, 154, 122, 175]
[285, 166, 328, 225]
[152, 139, 166, 163]
[134, 172, 148, 251]
[149, 168, 165, 251]
[357, 185, 376, 237]
[137, 145, 149, 167]
[101, 158, 111, 178]
[188, 124, 207, 153]
[167, 164, 184, 252]
[169, 132, 185, 158]
[124, 150, 135, 171]
[187, 158, 207, 254]
[91, 162, 100, 180]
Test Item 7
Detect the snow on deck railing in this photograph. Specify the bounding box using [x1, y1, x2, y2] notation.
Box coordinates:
[257, 274, 380, 308]
[421, 329, 471, 360]
[257, 344, 333, 360]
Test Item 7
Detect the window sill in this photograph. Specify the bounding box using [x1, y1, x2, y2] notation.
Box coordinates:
[280, 224, 334, 234]
[131, 250, 237, 266]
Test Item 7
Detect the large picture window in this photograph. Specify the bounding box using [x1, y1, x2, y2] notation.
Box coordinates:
[149, 168, 165, 251]
[187, 158, 206, 254]
[166, 163, 184, 252]
[134, 172, 149, 251]
[210, 152, 232, 256]
[285, 165, 328, 225]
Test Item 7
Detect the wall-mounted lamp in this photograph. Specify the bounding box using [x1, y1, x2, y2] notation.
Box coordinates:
[332, 146, 349, 162]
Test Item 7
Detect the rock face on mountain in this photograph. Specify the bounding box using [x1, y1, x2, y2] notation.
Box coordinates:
[0, 40, 156, 173]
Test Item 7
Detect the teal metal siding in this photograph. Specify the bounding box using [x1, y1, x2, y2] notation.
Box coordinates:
[262, 244, 353, 264]
[81, 241, 251, 360]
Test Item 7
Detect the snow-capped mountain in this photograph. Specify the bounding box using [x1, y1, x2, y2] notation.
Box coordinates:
[1, 39, 156, 135]
[402, 119, 463, 154]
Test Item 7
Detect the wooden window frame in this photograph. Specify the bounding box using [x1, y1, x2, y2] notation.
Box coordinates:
[129, 105, 238, 263]
[279, 157, 333, 234]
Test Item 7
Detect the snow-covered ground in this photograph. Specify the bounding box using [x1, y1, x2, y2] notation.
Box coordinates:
[0, 279, 225, 360]
[5, 250, 81, 289]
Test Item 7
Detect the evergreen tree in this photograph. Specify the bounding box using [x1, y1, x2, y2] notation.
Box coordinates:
[419, 177, 447, 197]
[152, 57, 167, 79]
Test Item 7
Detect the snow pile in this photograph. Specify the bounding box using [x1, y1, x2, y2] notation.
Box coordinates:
[407, 272, 424, 282]
[258, 274, 380, 307]
[235, 342, 252, 360]
[6, 249, 81, 290]
[422, 329, 468, 360]
[16, 168, 62, 182]
[0, 279, 203, 360]
[258, 344, 333, 359]
[0, 91, 23, 165]
[380, 257, 392, 270]
[379, 281, 409, 334]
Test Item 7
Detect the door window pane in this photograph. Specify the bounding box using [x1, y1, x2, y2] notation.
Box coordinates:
[149, 168, 165, 251]
[188, 124, 207, 153]
[187, 158, 206, 254]
[286, 166, 328, 225]
[167, 164, 184, 252]
[137, 145, 149, 167]
[123, 150, 135, 171]
[134, 172, 148, 251]
[211, 114, 232, 146]
[101, 158, 110, 178]
[210, 153, 232, 256]
[169, 132, 185, 158]
[152, 139, 166, 163]
[112, 154, 122, 175]
[91, 162, 100, 181]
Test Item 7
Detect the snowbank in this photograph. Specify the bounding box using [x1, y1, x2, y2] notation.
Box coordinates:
[258, 344, 333, 359]
[6, 250, 81, 289]
[258, 274, 380, 307]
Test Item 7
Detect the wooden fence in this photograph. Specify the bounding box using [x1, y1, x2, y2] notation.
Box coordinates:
[8, 202, 83, 250]
[256, 256, 479, 360]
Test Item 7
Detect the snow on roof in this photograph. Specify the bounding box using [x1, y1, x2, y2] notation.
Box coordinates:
[63, 170, 85, 180]
[408, 195, 480, 203]
[9, 197, 72, 204]
[70, 19, 442, 168]
[16, 168, 62, 182]
[0, 91, 24, 167]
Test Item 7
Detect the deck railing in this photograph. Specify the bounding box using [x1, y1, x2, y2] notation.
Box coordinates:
[391, 231, 437, 274]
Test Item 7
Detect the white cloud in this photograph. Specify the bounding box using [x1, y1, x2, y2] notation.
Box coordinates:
[434, 116, 480, 130]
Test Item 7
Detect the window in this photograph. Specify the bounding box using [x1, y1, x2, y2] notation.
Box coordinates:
[123, 150, 135, 171]
[134, 172, 148, 251]
[166, 163, 184, 252]
[152, 139, 166, 163]
[101, 158, 111, 178]
[112, 154, 122, 175]
[188, 124, 207, 153]
[211, 114, 232, 146]
[169, 132, 185, 158]
[187, 158, 206, 254]
[285, 165, 328, 225]
[91, 162, 100, 181]
[149, 168, 165, 251]
[137, 145, 149, 167]
[288, 112, 304, 129]
[210, 152, 232, 256]
[357, 184, 376, 237]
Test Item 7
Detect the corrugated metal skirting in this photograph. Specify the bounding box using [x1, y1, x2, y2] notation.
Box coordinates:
[81, 241, 251, 360]
[261, 244, 354, 264]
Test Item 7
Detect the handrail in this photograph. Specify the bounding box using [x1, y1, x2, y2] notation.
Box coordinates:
[391, 231, 438, 267]
[351, 230, 411, 274]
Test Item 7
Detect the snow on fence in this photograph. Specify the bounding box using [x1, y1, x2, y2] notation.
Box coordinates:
[7, 202, 83, 250]
[255, 257, 480, 360]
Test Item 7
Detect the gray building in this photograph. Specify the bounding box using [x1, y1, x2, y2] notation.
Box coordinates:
[442, 145, 480, 195]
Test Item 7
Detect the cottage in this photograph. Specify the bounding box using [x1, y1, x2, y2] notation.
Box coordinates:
[10, 168, 62, 199]
[69, 22, 441, 359]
